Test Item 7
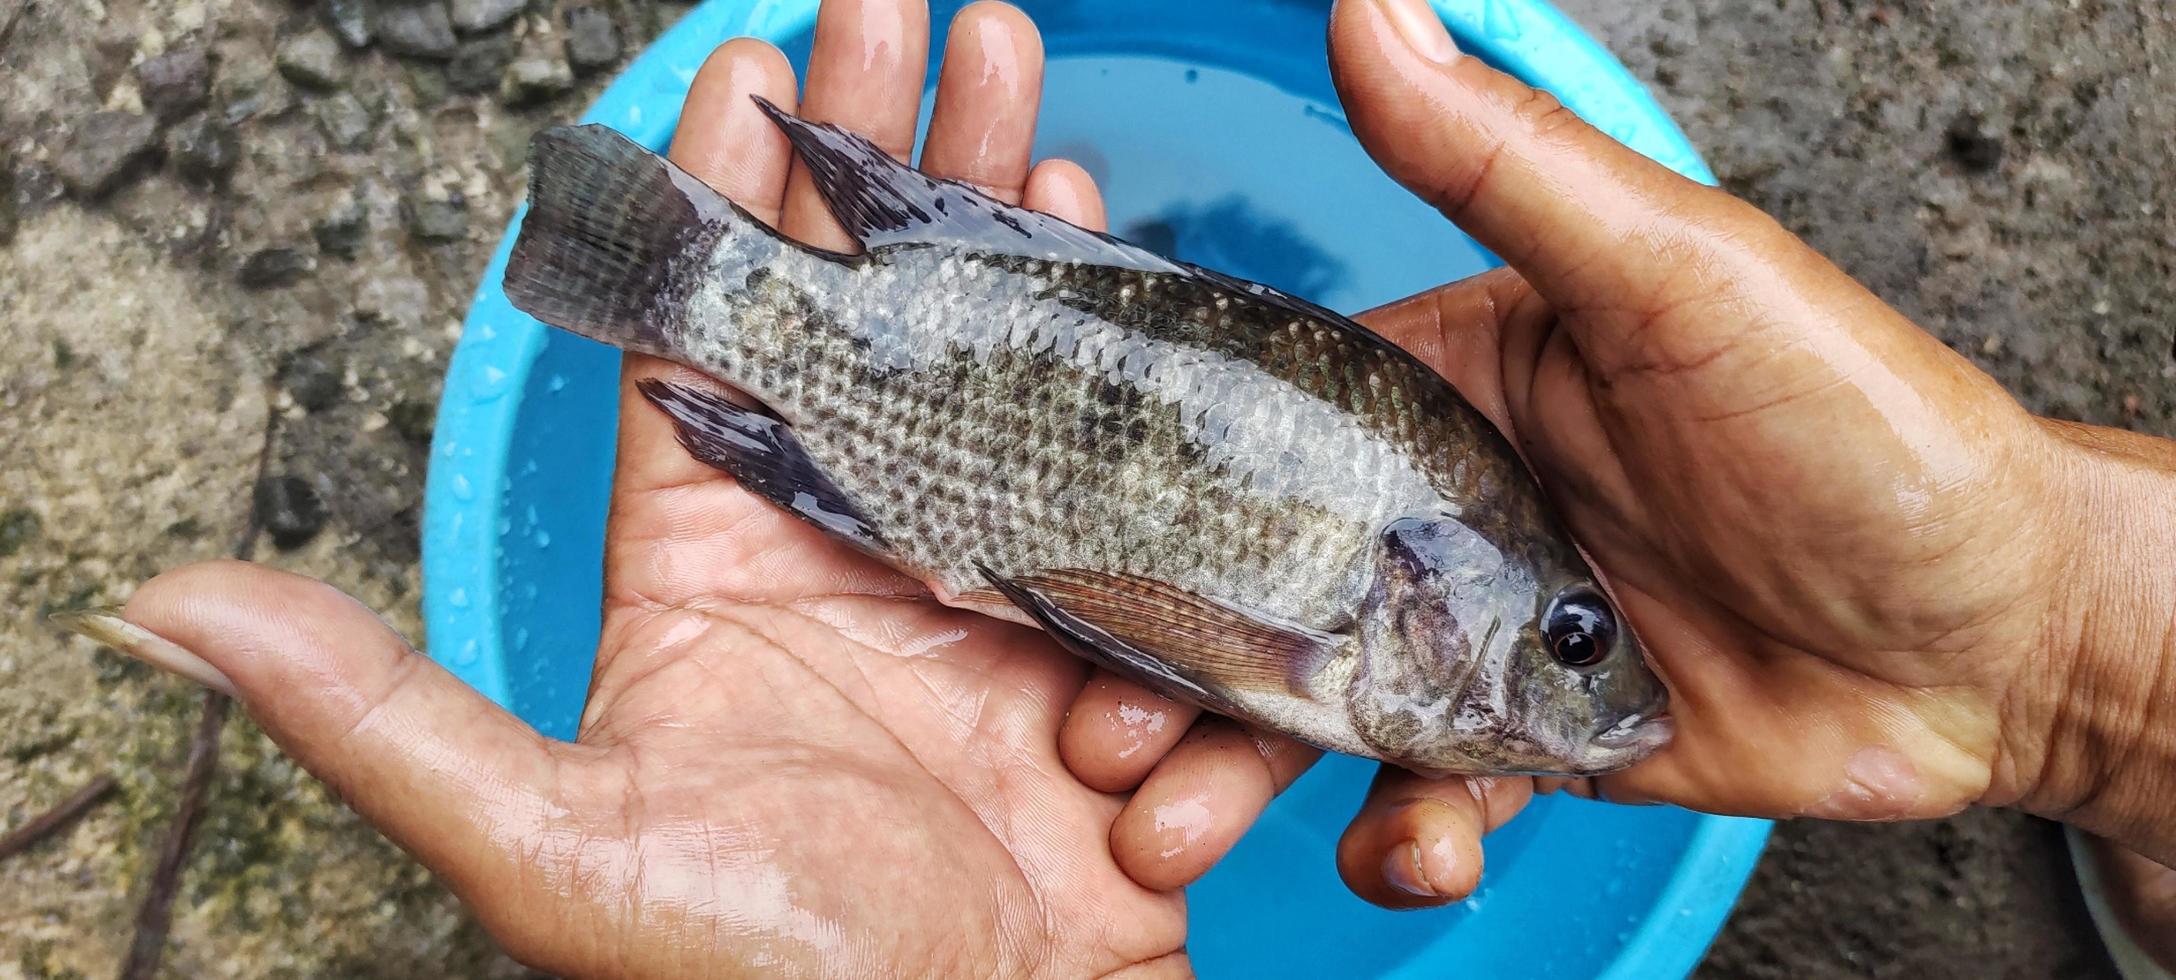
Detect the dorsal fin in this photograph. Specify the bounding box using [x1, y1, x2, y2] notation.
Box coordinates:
[1182, 264, 1359, 331]
[752, 95, 1183, 274]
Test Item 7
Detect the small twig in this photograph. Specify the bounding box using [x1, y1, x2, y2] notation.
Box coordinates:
[119, 379, 280, 980]
[0, 774, 118, 860]
[117, 693, 228, 980]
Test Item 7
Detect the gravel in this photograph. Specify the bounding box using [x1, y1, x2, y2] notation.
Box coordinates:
[52, 112, 161, 199]
[237, 246, 314, 289]
[500, 51, 572, 106]
[446, 33, 516, 94]
[314, 91, 377, 150]
[280, 351, 346, 412]
[404, 193, 469, 242]
[133, 47, 213, 122]
[373, 0, 458, 60]
[563, 5, 620, 73]
[276, 29, 349, 91]
[313, 196, 370, 259]
[320, 0, 373, 48]
[165, 114, 239, 185]
[253, 475, 329, 550]
[449, 0, 527, 34]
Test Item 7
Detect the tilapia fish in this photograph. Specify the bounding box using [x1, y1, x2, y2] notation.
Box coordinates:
[503, 98, 1672, 775]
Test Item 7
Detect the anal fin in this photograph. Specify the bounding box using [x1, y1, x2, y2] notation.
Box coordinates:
[975, 565, 1339, 713]
[637, 379, 889, 556]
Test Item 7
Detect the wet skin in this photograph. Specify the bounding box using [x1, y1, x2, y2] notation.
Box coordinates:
[77, 0, 2176, 970]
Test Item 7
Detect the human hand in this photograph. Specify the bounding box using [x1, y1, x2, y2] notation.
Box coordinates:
[76, 2, 1207, 976]
[1067, 0, 2176, 906]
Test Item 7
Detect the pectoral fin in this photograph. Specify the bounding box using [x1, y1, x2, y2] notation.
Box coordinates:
[976, 565, 1338, 710]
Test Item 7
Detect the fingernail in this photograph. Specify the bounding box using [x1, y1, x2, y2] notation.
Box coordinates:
[51, 607, 237, 697]
[1375, 0, 1459, 64]
[1382, 840, 1437, 897]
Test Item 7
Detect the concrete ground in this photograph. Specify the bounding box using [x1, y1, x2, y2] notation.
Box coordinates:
[1, 0, 2167, 976]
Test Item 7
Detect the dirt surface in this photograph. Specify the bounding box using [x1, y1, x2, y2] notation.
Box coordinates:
[0, 0, 2167, 976]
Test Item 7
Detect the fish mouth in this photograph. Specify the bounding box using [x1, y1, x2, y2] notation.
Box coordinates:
[1581, 710, 1676, 771]
[1591, 710, 1674, 750]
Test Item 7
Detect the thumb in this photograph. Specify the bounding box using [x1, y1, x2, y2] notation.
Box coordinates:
[1328, 0, 1799, 323]
[54, 560, 597, 905]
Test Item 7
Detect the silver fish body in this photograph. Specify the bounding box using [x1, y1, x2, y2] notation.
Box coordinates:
[504, 103, 1673, 775]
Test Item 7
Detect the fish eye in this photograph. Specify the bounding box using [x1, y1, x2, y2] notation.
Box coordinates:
[1544, 589, 1616, 668]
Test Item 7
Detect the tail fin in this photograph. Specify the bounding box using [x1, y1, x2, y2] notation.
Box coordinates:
[505, 125, 730, 355]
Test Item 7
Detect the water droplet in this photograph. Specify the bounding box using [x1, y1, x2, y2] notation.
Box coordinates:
[451, 638, 479, 666]
[1484, 0, 1523, 40]
[448, 587, 469, 609]
[546, 373, 568, 393]
[512, 627, 530, 651]
[532, 529, 551, 549]
[471, 365, 511, 401]
[451, 473, 475, 501]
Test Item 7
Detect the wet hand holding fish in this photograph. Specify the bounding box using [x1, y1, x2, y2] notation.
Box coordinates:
[503, 99, 1673, 776]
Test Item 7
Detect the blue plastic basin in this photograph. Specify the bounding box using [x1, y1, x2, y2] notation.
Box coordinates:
[422, 1, 1770, 976]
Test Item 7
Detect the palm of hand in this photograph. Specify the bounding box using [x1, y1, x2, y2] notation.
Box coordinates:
[566, 472, 1178, 975]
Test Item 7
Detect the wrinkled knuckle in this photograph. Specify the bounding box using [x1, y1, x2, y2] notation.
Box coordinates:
[1683, 185, 1790, 252]
[1424, 136, 1509, 221]
[1510, 85, 1581, 141]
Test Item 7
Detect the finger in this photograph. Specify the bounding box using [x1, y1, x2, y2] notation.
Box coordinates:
[1059, 674, 1199, 793]
[780, 0, 932, 249]
[65, 561, 599, 906]
[920, 1, 1045, 202]
[1109, 720, 1321, 891]
[1325, 0, 1863, 365]
[1021, 158, 1105, 230]
[613, 40, 798, 499]
[1337, 769, 1532, 908]
[671, 38, 801, 225]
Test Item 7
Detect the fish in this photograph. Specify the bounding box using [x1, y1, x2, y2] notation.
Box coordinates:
[501, 98, 1673, 776]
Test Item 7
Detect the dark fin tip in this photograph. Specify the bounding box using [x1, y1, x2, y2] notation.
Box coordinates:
[745, 95, 1184, 275]
[637, 379, 891, 556]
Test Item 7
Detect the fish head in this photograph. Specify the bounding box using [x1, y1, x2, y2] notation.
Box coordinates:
[1346, 515, 1673, 776]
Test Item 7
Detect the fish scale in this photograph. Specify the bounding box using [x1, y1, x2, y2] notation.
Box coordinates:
[500, 109, 1676, 776]
[687, 247, 1441, 626]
